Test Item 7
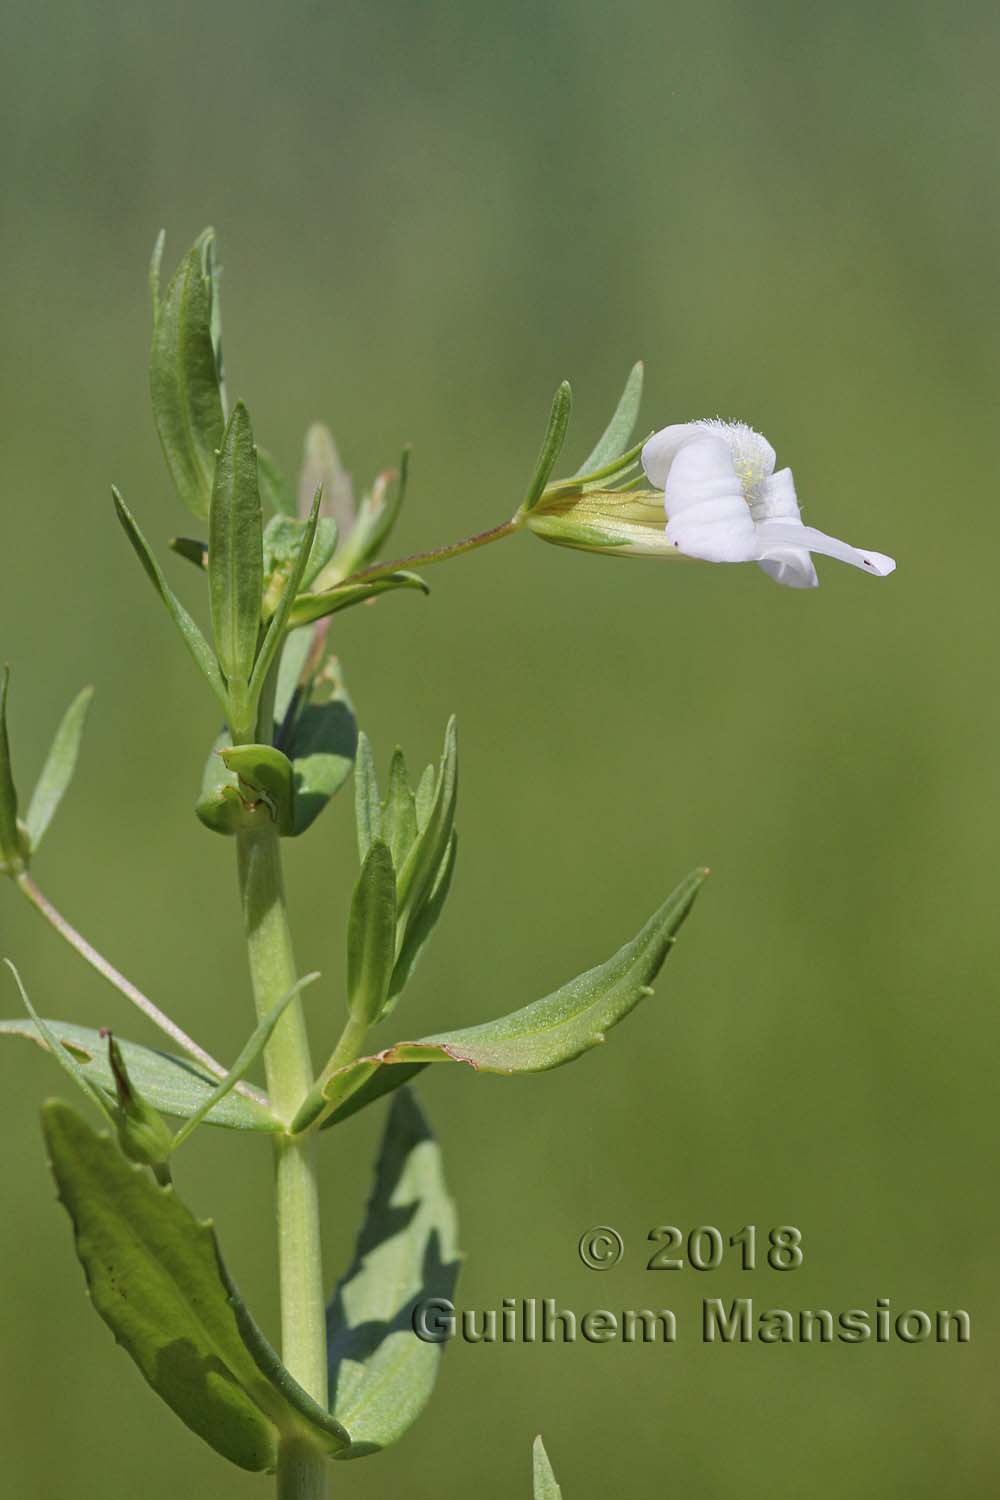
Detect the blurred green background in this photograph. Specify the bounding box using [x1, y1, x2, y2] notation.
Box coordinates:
[1, 0, 996, 1495]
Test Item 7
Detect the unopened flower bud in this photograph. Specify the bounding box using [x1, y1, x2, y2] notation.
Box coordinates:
[105, 1032, 174, 1177]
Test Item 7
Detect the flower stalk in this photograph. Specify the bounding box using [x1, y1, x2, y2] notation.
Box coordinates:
[14, 870, 248, 1091]
[339, 515, 521, 589]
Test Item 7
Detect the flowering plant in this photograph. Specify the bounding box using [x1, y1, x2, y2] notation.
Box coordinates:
[0, 231, 893, 1498]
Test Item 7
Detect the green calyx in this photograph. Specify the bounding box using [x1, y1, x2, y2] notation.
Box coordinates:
[525, 487, 677, 557]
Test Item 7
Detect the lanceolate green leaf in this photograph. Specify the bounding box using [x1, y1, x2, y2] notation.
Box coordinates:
[396, 717, 457, 925]
[112, 489, 227, 709]
[533, 1437, 563, 1500]
[347, 841, 397, 1027]
[250, 489, 322, 704]
[574, 361, 644, 477]
[381, 749, 419, 870]
[302, 867, 707, 1132]
[353, 449, 409, 567]
[415, 763, 435, 829]
[4, 962, 114, 1122]
[288, 571, 429, 629]
[0, 665, 23, 871]
[0, 1019, 276, 1130]
[24, 685, 93, 852]
[42, 1102, 348, 1471]
[326, 1088, 460, 1458]
[169, 974, 319, 1153]
[522, 381, 573, 513]
[325, 451, 409, 583]
[150, 229, 225, 519]
[387, 831, 457, 1013]
[209, 401, 264, 688]
[339, 722, 457, 1028]
[354, 733, 381, 862]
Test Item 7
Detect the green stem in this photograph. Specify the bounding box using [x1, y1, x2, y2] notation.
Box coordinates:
[236, 819, 328, 1500]
[339, 515, 521, 588]
[276, 1438, 329, 1500]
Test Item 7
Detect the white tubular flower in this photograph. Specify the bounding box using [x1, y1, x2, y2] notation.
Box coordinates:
[641, 419, 895, 587]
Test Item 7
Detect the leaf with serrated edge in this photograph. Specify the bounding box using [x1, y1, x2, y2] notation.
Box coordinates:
[210, 402, 264, 688]
[326, 1088, 460, 1458]
[24, 685, 93, 852]
[574, 362, 644, 477]
[533, 1437, 563, 1500]
[43, 1102, 348, 1471]
[304, 868, 707, 1132]
[149, 230, 225, 519]
[0, 1019, 276, 1130]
